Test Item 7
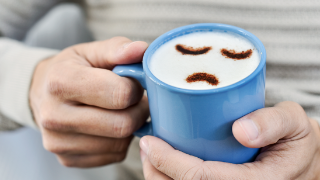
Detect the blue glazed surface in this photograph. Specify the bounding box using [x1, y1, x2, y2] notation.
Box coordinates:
[112, 23, 266, 164]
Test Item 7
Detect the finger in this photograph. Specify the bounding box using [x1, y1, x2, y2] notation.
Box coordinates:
[40, 96, 149, 138]
[141, 136, 309, 180]
[48, 63, 144, 109]
[71, 37, 148, 69]
[140, 136, 262, 179]
[309, 118, 320, 137]
[57, 152, 127, 168]
[232, 101, 310, 148]
[140, 150, 173, 180]
[140, 136, 205, 179]
[42, 130, 133, 155]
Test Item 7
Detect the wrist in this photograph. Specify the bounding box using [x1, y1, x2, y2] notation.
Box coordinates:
[29, 57, 53, 127]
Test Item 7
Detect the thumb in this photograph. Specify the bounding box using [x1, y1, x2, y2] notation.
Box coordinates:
[140, 136, 204, 180]
[70, 36, 148, 69]
[232, 101, 310, 148]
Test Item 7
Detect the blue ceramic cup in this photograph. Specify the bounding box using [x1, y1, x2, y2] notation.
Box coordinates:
[112, 23, 266, 164]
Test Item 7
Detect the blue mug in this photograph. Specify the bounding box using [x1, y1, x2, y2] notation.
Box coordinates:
[113, 23, 266, 164]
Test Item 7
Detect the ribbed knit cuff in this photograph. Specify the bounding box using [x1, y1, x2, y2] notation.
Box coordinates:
[0, 38, 58, 129]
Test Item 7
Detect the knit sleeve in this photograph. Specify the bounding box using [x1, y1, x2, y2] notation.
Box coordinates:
[0, 38, 58, 130]
[0, 113, 22, 131]
[0, 0, 64, 40]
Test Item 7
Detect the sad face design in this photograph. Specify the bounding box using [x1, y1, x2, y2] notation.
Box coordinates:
[175, 44, 253, 86]
[149, 31, 260, 90]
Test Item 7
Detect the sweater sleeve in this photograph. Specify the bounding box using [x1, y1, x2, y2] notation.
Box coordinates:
[0, 113, 22, 131]
[0, 0, 64, 40]
[0, 38, 58, 130]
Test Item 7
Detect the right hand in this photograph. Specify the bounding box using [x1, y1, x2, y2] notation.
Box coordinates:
[140, 101, 320, 179]
[29, 37, 150, 168]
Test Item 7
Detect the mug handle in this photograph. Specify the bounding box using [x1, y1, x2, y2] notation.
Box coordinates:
[112, 63, 153, 138]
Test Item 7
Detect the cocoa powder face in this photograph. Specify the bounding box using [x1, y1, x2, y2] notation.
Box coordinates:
[149, 31, 260, 90]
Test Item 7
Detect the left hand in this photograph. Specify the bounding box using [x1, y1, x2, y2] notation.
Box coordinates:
[139, 101, 320, 180]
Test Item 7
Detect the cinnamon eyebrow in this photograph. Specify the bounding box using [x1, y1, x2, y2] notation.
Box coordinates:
[176, 44, 212, 55]
[220, 48, 253, 60]
[186, 72, 219, 86]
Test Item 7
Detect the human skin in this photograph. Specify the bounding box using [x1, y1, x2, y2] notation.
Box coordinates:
[30, 37, 150, 167]
[140, 101, 320, 180]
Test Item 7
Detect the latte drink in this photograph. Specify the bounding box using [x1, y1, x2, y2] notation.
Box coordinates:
[149, 31, 260, 90]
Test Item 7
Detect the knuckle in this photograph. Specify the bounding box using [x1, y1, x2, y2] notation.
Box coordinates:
[284, 101, 304, 113]
[181, 165, 206, 180]
[281, 101, 309, 124]
[52, 148, 70, 155]
[279, 101, 306, 116]
[112, 80, 134, 109]
[112, 114, 134, 138]
[39, 114, 76, 132]
[150, 151, 168, 170]
[46, 146, 69, 155]
[47, 72, 67, 98]
[38, 109, 59, 130]
[58, 157, 76, 167]
[40, 118, 55, 130]
[43, 141, 68, 154]
[40, 117, 62, 131]
[266, 108, 289, 138]
[46, 64, 79, 99]
[255, 107, 286, 132]
[267, 108, 286, 123]
[272, 101, 311, 137]
[42, 138, 54, 152]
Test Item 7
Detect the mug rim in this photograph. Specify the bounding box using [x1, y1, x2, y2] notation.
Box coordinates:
[143, 23, 266, 94]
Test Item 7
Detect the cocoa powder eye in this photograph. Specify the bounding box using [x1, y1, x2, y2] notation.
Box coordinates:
[221, 48, 252, 60]
[176, 44, 212, 55]
[186, 72, 219, 86]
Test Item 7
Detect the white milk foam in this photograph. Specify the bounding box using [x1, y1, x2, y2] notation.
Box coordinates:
[149, 31, 260, 90]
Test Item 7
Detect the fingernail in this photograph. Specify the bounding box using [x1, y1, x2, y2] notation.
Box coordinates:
[238, 117, 259, 141]
[140, 138, 149, 154]
[140, 149, 147, 162]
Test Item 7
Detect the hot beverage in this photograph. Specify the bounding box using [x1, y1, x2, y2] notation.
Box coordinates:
[149, 31, 260, 90]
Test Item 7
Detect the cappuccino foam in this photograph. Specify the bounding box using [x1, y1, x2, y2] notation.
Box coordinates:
[149, 31, 260, 90]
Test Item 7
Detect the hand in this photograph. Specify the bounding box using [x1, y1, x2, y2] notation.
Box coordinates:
[30, 37, 150, 167]
[140, 101, 320, 179]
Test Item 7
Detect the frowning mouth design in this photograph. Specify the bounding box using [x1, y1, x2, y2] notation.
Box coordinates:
[186, 72, 219, 86]
[176, 44, 212, 55]
[221, 48, 252, 60]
